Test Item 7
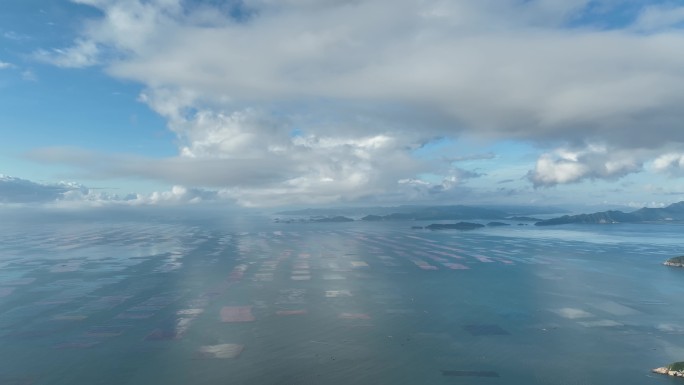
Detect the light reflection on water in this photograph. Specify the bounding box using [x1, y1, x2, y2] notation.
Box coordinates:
[0, 215, 682, 384]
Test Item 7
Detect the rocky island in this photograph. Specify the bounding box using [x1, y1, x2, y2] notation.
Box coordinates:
[274, 216, 355, 224]
[276, 204, 566, 224]
[535, 201, 684, 226]
[486, 221, 510, 227]
[310, 216, 354, 223]
[652, 362, 684, 377]
[426, 222, 485, 230]
[664, 256, 684, 267]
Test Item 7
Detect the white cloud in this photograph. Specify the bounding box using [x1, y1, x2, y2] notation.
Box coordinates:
[30, 0, 684, 205]
[39, 0, 684, 145]
[26, 127, 426, 207]
[652, 153, 684, 175]
[529, 153, 588, 187]
[633, 4, 684, 31]
[528, 145, 643, 187]
[0, 174, 229, 207]
[34, 39, 100, 68]
[391, 167, 483, 202]
[116, 185, 222, 206]
[0, 61, 13, 69]
[0, 175, 85, 203]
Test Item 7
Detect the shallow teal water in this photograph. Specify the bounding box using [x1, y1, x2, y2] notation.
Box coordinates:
[1, 215, 683, 384]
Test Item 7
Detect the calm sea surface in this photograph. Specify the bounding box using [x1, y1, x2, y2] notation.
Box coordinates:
[1, 212, 684, 384]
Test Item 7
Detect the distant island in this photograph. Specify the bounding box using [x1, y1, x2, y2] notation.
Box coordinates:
[311, 216, 354, 223]
[274, 216, 354, 223]
[277, 204, 566, 222]
[273, 201, 684, 227]
[486, 222, 510, 227]
[426, 222, 485, 230]
[360, 206, 508, 221]
[535, 201, 684, 226]
[664, 256, 684, 267]
[652, 362, 684, 378]
[508, 216, 542, 222]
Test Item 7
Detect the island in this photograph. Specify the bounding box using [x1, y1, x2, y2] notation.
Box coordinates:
[426, 222, 485, 230]
[486, 221, 510, 227]
[311, 216, 354, 223]
[664, 256, 684, 267]
[275, 216, 355, 224]
[507, 216, 542, 222]
[535, 201, 684, 226]
[652, 362, 684, 377]
[535, 210, 639, 226]
[276, 204, 566, 223]
[360, 206, 509, 221]
[361, 215, 384, 221]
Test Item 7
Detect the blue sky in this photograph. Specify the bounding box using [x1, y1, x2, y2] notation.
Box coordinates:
[2, 0, 684, 208]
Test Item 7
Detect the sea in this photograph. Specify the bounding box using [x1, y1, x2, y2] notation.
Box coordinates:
[1, 209, 684, 384]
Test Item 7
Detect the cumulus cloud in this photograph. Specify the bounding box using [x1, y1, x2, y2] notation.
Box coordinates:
[26, 126, 426, 206]
[30, 0, 684, 204]
[32, 1, 682, 140]
[527, 145, 644, 187]
[111, 185, 223, 206]
[47, 1, 684, 143]
[652, 153, 684, 176]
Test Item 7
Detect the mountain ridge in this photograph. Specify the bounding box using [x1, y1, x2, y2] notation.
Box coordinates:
[276, 204, 567, 218]
[535, 202, 684, 226]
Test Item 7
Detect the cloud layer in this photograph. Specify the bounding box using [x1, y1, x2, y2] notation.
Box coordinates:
[527, 145, 645, 187]
[30, 0, 684, 204]
[0, 174, 224, 207]
[0, 175, 79, 204]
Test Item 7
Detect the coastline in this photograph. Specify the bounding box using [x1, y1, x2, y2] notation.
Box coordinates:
[653, 367, 684, 378]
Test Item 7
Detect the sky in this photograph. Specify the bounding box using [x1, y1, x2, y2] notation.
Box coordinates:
[2, 0, 684, 209]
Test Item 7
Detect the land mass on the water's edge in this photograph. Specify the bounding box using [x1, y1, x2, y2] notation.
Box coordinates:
[277, 204, 566, 221]
[274, 216, 354, 223]
[426, 222, 485, 230]
[664, 256, 684, 267]
[273, 201, 684, 227]
[535, 201, 684, 226]
[507, 216, 542, 222]
[360, 206, 507, 221]
[486, 222, 510, 227]
[652, 362, 684, 378]
[310, 216, 354, 223]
